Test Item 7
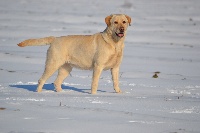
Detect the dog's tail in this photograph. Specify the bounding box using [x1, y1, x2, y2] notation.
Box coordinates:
[18, 36, 56, 47]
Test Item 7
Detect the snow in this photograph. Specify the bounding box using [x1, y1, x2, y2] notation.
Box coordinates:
[0, 0, 200, 133]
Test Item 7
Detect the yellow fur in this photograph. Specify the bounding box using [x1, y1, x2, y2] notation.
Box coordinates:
[18, 14, 131, 94]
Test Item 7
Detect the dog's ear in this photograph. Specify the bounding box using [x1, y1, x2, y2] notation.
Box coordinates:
[125, 15, 132, 26]
[105, 15, 112, 26]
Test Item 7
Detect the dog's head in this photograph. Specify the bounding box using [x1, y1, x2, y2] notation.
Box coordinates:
[105, 14, 131, 40]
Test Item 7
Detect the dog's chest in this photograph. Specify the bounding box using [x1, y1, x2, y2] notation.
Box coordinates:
[104, 47, 123, 69]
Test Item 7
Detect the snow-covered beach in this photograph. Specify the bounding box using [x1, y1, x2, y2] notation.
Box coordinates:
[0, 0, 200, 132]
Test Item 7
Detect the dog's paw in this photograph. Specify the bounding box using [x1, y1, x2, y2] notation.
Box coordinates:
[91, 91, 97, 94]
[55, 88, 63, 92]
[36, 89, 42, 92]
[115, 89, 122, 93]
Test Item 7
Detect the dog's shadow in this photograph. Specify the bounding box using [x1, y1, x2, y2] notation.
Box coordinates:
[10, 84, 106, 94]
[10, 84, 89, 94]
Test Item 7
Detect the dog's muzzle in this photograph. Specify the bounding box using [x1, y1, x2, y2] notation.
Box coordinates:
[115, 32, 124, 37]
[116, 27, 125, 37]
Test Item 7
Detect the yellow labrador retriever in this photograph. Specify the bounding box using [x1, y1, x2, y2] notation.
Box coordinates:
[18, 14, 131, 94]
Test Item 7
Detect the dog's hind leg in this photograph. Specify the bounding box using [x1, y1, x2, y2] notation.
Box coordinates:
[37, 49, 65, 92]
[54, 64, 72, 92]
[37, 66, 59, 92]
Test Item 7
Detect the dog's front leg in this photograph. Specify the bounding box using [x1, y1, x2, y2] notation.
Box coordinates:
[111, 67, 122, 93]
[91, 64, 103, 94]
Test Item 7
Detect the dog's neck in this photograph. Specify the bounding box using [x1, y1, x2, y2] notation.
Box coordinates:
[101, 27, 125, 44]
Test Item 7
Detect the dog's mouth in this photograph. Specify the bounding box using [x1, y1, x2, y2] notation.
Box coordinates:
[115, 32, 124, 38]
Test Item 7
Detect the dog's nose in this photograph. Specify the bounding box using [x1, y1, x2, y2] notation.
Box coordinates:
[119, 27, 124, 32]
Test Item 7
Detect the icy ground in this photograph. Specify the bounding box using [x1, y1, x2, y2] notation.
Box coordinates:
[0, 0, 200, 133]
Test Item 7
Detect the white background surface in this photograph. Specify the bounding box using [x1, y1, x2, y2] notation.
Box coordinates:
[0, 0, 200, 132]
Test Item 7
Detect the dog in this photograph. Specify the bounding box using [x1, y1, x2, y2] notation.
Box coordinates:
[18, 14, 131, 94]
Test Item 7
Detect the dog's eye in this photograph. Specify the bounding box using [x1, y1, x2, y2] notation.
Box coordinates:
[114, 21, 118, 24]
[123, 21, 126, 24]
